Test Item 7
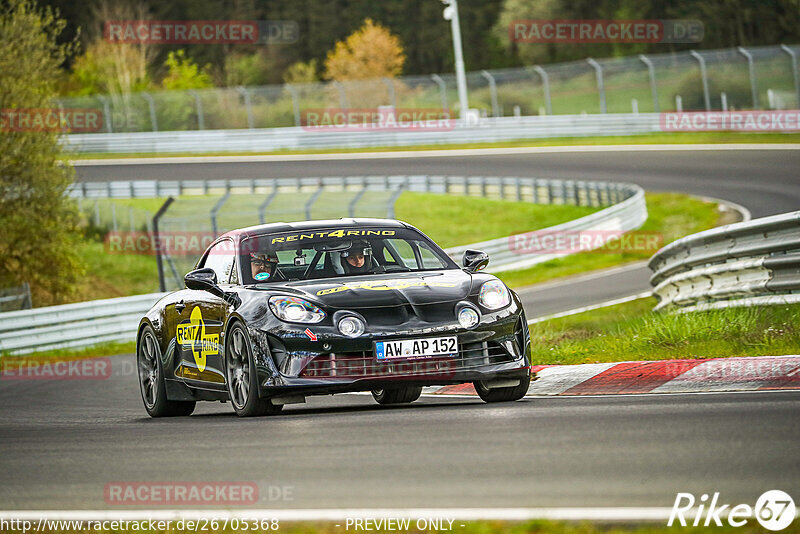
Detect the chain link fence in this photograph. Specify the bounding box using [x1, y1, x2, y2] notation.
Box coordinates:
[58, 45, 799, 134]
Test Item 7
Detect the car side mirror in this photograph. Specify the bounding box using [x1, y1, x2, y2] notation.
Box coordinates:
[462, 249, 489, 273]
[185, 267, 218, 291]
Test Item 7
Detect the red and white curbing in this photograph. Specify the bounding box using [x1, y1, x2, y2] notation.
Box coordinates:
[429, 355, 800, 397]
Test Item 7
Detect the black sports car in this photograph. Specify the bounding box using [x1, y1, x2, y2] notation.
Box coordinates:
[137, 218, 531, 417]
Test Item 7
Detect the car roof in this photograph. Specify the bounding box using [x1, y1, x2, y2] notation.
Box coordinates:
[220, 218, 412, 241]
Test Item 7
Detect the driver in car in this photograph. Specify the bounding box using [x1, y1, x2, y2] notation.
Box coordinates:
[250, 252, 279, 281]
[341, 241, 373, 274]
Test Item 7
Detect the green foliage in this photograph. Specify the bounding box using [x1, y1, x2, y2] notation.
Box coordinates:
[223, 52, 275, 87]
[530, 300, 800, 364]
[283, 59, 319, 84]
[673, 69, 753, 111]
[162, 50, 212, 90]
[0, 0, 84, 307]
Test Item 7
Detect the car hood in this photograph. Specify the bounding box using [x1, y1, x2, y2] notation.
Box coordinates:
[277, 270, 473, 308]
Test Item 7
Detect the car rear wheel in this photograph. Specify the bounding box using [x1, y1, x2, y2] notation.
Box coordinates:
[371, 386, 423, 405]
[137, 325, 196, 417]
[225, 322, 283, 417]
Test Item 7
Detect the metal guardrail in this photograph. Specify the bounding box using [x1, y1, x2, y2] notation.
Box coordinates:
[64, 113, 665, 154]
[648, 210, 800, 311]
[0, 293, 167, 355]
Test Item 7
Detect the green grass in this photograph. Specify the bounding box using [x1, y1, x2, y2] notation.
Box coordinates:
[72, 240, 163, 301]
[67, 132, 800, 159]
[530, 298, 800, 365]
[1, 341, 135, 361]
[496, 192, 723, 288]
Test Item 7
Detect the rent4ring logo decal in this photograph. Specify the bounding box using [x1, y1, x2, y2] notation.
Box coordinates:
[669, 490, 795, 530]
[176, 307, 219, 372]
[316, 279, 457, 296]
[270, 229, 395, 244]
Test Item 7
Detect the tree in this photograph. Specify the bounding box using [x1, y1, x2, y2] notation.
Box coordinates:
[324, 18, 405, 81]
[283, 59, 319, 84]
[161, 50, 213, 90]
[0, 0, 83, 306]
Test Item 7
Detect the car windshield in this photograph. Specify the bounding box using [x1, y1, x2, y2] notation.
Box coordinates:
[240, 227, 457, 284]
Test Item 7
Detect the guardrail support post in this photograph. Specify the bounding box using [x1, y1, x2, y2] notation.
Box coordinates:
[349, 180, 368, 217]
[586, 58, 607, 114]
[430, 74, 449, 113]
[189, 90, 205, 130]
[689, 51, 711, 111]
[153, 197, 175, 293]
[236, 86, 255, 129]
[305, 181, 324, 220]
[532, 66, 552, 115]
[140, 92, 158, 132]
[480, 70, 500, 118]
[638, 54, 659, 112]
[210, 192, 231, 237]
[780, 45, 800, 108]
[737, 47, 759, 109]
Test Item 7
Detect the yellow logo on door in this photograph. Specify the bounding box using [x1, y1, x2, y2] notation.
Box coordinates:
[175, 307, 219, 372]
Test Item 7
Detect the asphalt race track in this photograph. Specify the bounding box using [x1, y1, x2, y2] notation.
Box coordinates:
[1, 358, 798, 510]
[1, 147, 797, 512]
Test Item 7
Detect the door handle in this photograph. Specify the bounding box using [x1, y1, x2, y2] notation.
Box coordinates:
[175, 301, 186, 314]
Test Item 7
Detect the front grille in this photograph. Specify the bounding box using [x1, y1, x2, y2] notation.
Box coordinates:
[299, 341, 512, 378]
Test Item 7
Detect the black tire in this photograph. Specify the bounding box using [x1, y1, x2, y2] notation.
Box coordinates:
[137, 325, 196, 417]
[371, 386, 423, 405]
[474, 374, 531, 403]
[225, 321, 283, 417]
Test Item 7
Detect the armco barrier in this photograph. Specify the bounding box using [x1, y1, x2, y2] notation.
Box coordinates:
[64, 113, 664, 154]
[6, 175, 646, 353]
[649, 210, 800, 311]
[0, 293, 166, 355]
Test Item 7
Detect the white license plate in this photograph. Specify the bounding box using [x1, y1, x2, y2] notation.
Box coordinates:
[375, 336, 457, 360]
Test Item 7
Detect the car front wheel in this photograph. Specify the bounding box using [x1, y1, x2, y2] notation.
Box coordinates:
[474, 374, 531, 403]
[371, 386, 423, 405]
[225, 322, 283, 417]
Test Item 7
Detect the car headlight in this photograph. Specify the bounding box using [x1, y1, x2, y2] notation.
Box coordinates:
[479, 280, 511, 310]
[269, 296, 326, 323]
[457, 306, 480, 329]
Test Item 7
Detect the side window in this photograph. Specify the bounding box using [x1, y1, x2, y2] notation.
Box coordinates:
[386, 239, 417, 268]
[418, 241, 447, 269]
[202, 240, 236, 285]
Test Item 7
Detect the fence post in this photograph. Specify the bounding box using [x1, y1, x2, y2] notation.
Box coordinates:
[480, 70, 500, 118]
[430, 74, 449, 113]
[676, 95, 683, 112]
[236, 86, 255, 129]
[259, 182, 279, 224]
[721, 92, 728, 112]
[284, 84, 302, 127]
[129, 206, 136, 232]
[387, 185, 405, 218]
[532, 66, 552, 115]
[210, 192, 230, 237]
[689, 51, 711, 111]
[780, 45, 800, 109]
[141, 92, 158, 132]
[333, 81, 349, 109]
[96, 95, 113, 133]
[110, 202, 117, 232]
[638, 54, 659, 112]
[586, 58, 607, 114]
[153, 197, 175, 293]
[305, 181, 324, 220]
[382, 78, 397, 109]
[189, 90, 205, 130]
[737, 47, 759, 109]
